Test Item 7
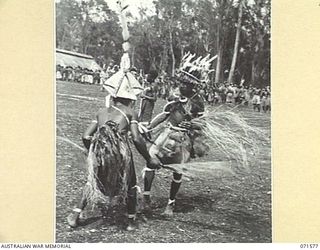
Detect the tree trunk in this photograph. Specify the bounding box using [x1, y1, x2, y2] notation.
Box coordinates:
[215, 45, 223, 84]
[203, 32, 210, 53]
[169, 29, 175, 77]
[151, 57, 157, 71]
[59, 27, 67, 49]
[131, 46, 135, 67]
[180, 45, 184, 60]
[163, 46, 169, 73]
[251, 58, 256, 85]
[159, 45, 167, 73]
[228, 0, 243, 84]
[214, 14, 223, 84]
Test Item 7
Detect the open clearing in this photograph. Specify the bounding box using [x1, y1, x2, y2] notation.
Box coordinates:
[56, 81, 271, 243]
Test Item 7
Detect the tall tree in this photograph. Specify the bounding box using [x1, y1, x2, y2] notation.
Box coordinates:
[56, 0, 270, 87]
[56, 0, 122, 67]
[228, 0, 243, 84]
[244, 0, 270, 86]
[214, 0, 234, 84]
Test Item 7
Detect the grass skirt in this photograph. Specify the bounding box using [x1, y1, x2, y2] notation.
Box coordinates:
[149, 126, 192, 164]
[191, 108, 269, 172]
[85, 122, 133, 205]
[150, 107, 269, 174]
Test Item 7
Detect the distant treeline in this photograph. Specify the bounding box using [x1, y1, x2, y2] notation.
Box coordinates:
[56, 0, 270, 87]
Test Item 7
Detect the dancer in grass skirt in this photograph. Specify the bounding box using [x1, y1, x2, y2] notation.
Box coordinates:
[67, 96, 160, 231]
[142, 52, 215, 216]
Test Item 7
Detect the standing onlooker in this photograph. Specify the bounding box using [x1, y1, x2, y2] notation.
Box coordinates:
[207, 88, 214, 105]
[219, 83, 227, 103]
[252, 87, 261, 112]
[93, 70, 101, 85]
[265, 92, 271, 112]
[138, 70, 158, 123]
[243, 87, 250, 106]
[56, 65, 62, 80]
[61, 66, 67, 81]
[226, 84, 234, 104]
[74, 66, 82, 83]
[213, 89, 220, 104]
[260, 88, 268, 112]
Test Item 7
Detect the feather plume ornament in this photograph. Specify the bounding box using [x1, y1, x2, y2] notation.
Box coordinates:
[102, 0, 143, 101]
[172, 53, 267, 176]
[177, 52, 217, 85]
[82, 1, 140, 206]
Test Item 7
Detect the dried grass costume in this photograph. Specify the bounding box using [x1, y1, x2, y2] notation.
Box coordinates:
[67, 1, 156, 230]
[143, 92, 207, 216]
[86, 115, 136, 209]
[148, 94, 206, 165]
[143, 52, 269, 217]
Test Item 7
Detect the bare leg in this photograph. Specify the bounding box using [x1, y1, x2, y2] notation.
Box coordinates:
[126, 164, 138, 231]
[126, 187, 137, 231]
[170, 172, 182, 200]
[143, 168, 155, 212]
[163, 172, 182, 216]
[67, 184, 89, 228]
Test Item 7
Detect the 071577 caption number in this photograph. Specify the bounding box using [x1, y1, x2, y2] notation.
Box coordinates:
[300, 244, 319, 248]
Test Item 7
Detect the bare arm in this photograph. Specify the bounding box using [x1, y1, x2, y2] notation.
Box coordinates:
[149, 112, 169, 129]
[148, 100, 174, 129]
[130, 113, 150, 162]
[141, 94, 156, 101]
[140, 88, 156, 101]
[190, 95, 205, 119]
[130, 113, 160, 169]
[82, 117, 98, 150]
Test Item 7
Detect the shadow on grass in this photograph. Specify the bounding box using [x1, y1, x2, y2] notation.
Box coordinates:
[78, 216, 102, 227]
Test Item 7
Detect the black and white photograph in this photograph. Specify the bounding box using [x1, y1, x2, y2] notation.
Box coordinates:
[55, 0, 271, 243]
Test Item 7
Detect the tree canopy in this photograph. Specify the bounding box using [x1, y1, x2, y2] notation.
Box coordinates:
[56, 0, 270, 87]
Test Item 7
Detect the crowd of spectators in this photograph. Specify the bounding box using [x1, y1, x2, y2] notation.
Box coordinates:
[198, 83, 271, 112]
[153, 77, 271, 113]
[56, 65, 102, 85]
[56, 64, 271, 112]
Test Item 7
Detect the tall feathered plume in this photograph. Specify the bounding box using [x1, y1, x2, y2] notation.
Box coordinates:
[178, 52, 217, 83]
[103, 0, 143, 101]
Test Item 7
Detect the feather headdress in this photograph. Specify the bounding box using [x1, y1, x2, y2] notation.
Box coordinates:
[177, 52, 217, 84]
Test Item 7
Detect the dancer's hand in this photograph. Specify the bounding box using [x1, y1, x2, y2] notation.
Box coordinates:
[179, 121, 192, 129]
[146, 122, 153, 131]
[148, 157, 161, 170]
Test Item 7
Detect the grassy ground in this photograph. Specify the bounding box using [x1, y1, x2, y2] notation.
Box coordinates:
[56, 80, 271, 243]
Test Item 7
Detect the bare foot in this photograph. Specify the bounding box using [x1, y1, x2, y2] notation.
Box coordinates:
[126, 218, 138, 231]
[142, 195, 152, 214]
[67, 213, 79, 228]
[162, 203, 174, 217]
